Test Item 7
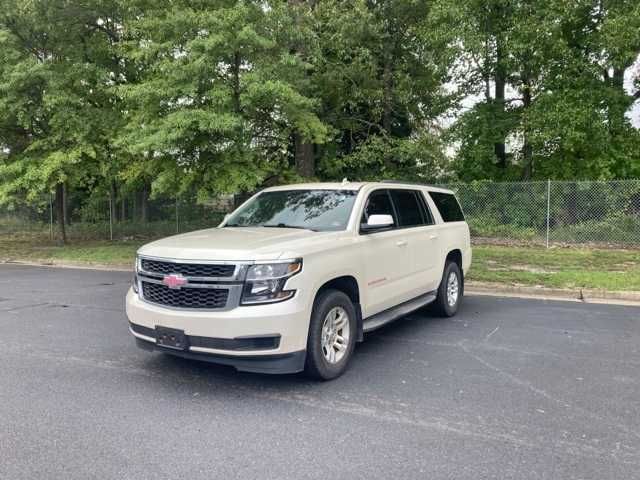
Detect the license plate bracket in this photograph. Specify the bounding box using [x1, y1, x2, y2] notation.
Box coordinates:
[155, 326, 188, 351]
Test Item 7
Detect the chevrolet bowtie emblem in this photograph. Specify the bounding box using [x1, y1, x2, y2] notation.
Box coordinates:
[162, 273, 188, 289]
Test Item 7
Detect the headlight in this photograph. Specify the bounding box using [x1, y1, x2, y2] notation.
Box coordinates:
[132, 257, 139, 294]
[241, 259, 302, 305]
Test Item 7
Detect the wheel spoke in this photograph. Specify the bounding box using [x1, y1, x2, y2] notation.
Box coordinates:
[328, 346, 336, 363]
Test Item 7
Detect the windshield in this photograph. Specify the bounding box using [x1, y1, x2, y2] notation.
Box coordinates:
[224, 189, 358, 232]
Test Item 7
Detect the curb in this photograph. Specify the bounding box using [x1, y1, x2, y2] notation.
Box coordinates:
[467, 281, 640, 306]
[1, 259, 131, 272]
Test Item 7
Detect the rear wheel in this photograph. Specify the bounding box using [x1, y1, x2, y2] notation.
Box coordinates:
[431, 261, 463, 317]
[305, 289, 357, 380]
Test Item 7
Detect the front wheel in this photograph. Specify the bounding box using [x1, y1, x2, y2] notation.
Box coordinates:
[431, 261, 463, 317]
[304, 289, 357, 380]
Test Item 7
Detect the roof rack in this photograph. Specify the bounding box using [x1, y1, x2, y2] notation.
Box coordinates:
[380, 180, 438, 188]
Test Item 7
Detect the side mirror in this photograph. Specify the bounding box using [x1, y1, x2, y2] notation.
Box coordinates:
[361, 214, 394, 232]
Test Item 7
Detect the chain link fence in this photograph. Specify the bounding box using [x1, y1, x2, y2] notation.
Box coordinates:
[442, 180, 640, 247]
[0, 192, 233, 242]
[1, 180, 639, 248]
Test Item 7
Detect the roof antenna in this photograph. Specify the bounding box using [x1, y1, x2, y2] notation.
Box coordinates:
[341, 177, 349, 184]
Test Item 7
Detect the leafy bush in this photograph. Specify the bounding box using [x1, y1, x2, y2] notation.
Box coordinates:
[467, 216, 540, 240]
[552, 215, 640, 244]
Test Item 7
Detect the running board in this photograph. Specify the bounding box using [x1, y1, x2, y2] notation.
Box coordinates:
[362, 291, 437, 333]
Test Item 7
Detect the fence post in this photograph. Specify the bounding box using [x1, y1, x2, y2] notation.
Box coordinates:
[546, 179, 551, 249]
[49, 192, 54, 241]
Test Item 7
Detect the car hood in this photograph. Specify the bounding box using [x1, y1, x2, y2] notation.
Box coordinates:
[137, 226, 343, 261]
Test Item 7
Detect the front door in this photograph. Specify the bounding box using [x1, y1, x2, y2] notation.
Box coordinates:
[358, 189, 412, 316]
[389, 189, 442, 296]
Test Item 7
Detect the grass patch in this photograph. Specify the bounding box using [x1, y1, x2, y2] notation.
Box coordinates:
[469, 245, 640, 291]
[0, 238, 141, 267]
[1, 237, 639, 292]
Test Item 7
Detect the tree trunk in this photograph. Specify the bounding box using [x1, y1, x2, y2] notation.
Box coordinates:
[121, 195, 126, 222]
[110, 181, 118, 223]
[62, 183, 70, 225]
[483, 52, 492, 101]
[609, 67, 626, 136]
[521, 81, 533, 179]
[494, 39, 507, 169]
[294, 134, 315, 177]
[140, 183, 149, 223]
[380, 41, 395, 173]
[132, 192, 138, 221]
[288, 0, 315, 179]
[382, 48, 393, 134]
[55, 183, 67, 245]
[232, 51, 241, 115]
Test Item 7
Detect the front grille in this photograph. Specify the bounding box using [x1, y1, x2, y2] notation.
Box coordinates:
[142, 281, 229, 309]
[141, 259, 235, 278]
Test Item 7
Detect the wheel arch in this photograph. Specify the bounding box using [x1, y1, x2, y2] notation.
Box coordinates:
[446, 248, 463, 268]
[314, 275, 364, 342]
[445, 248, 464, 294]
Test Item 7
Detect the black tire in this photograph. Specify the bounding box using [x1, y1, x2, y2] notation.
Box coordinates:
[431, 261, 463, 317]
[304, 289, 357, 380]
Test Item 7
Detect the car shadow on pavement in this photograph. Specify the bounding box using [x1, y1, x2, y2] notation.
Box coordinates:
[131, 304, 470, 397]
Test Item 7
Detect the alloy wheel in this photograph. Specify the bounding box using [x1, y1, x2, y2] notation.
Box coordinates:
[446, 271, 459, 307]
[321, 306, 350, 364]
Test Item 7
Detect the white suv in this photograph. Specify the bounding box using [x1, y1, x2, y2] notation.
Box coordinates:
[126, 182, 471, 379]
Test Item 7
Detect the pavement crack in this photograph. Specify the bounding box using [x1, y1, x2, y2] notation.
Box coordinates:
[485, 325, 500, 341]
[0, 302, 51, 313]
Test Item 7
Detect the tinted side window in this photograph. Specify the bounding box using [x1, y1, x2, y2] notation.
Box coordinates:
[429, 192, 465, 222]
[390, 190, 424, 227]
[361, 190, 395, 225]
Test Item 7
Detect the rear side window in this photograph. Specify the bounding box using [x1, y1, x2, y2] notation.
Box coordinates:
[390, 190, 425, 227]
[361, 190, 396, 224]
[429, 192, 465, 222]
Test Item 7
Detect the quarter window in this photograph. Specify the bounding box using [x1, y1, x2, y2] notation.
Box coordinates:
[429, 192, 465, 222]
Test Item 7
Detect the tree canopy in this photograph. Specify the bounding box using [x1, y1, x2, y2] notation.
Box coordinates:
[1, 0, 639, 240]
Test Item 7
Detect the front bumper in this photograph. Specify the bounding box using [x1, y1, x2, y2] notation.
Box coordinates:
[133, 337, 306, 374]
[126, 288, 310, 373]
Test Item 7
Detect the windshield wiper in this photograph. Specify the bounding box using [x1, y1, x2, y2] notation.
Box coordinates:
[263, 223, 317, 232]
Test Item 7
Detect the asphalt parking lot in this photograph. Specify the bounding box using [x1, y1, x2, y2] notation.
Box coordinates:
[0, 264, 639, 479]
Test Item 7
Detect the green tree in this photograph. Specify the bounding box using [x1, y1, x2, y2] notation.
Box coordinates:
[0, 0, 128, 242]
[438, 0, 640, 181]
[117, 0, 328, 201]
[310, 0, 452, 181]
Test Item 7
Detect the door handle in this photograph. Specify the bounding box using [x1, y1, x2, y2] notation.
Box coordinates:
[395, 240, 408, 247]
[429, 234, 439, 240]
